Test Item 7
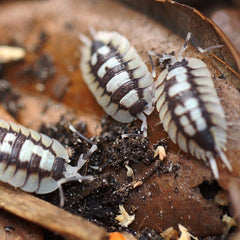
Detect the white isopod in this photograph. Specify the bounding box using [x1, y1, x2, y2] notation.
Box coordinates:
[0, 119, 96, 206]
[149, 32, 232, 179]
[80, 29, 155, 137]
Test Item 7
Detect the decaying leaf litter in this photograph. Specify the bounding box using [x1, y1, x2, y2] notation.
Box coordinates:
[0, 0, 240, 239]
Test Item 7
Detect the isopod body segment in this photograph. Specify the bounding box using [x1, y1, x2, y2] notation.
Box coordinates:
[80, 30, 155, 136]
[0, 119, 93, 205]
[151, 33, 232, 178]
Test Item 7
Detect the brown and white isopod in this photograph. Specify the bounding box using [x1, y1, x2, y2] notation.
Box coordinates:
[0, 119, 96, 206]
[149, 32, 232, 178]
[80, 30, 155, 137]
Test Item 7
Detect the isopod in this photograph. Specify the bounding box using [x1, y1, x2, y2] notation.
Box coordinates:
[80, 29, 155, 137]
[0, 119, 96, 206]
[149, 32, 232, 178]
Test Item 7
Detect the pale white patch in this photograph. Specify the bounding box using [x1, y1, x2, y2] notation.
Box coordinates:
[118, 37, 130, 54]
[98, 93, 111, 107]
[187, 58, 207, 69]
[52, 139, 69, 162]
[193, 77, 214, 88]
[0, 162, 7, 175]
[97, 57, 120, 79]
[168, 81, 191, 97]
[40, 134, 52, 147]
[0, 119, 10, 130]
[19, 125, 30, 137]
[30, 129, 41, 142]
[194, 145, 201, 159]
[175, 73, 187, 82]
[143, 87, 155, 114]
[205, 102, 225, 118]
[180, 115, 190, 127]
[196, 118, 207, 131]
[190, 108, 202, 121]
[211, 115, 227, 129]
[1, 133, 17, 154]
[109, 32, 122, 48]
[155, 69, 168, 88]
[91, 84, 104, 98]
[197, 86, 217, 95]
[184, 124, 196, 136]
[113, 109, 133, 123]
[122, 47, 136, 62]
[119, 89, 139, 108]
[9, 122, 20, 132]
[199, 149, 207, 161]
[188, 140, 197, 156]
[155, 83, 164, 100]
[168, 121, 177, 143]
[127, 55, 142, 69]
[163, 111, 172, 131]
[104, 103, 118, 116]
[21, 174, 39, 192]
[159, 101, 169, 121]
[156, 93, 166, 112]
[8, 169, 27, 188]
[106, 71, 130, 93]
[167, 67, 187, 80]
[132, 64, 147, 78]
[138, 72, 154, 88]
[200, 93, 220, 104]
[174, 105, 186, 116]
[184, 97, 199, 111]
[177, 132, 188, 153]
[35, 177, 58, 194]
[0, 165, 16, 182]
[97, 45, 111, 55]
[19, 140, 35, 163]
[191, 68, 211, 78]
[39, 150, 55, 172]
[91, 52, 98, 66]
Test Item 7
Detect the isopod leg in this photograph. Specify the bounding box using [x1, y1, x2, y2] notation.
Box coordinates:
[218, 150, 232, 171]
[57, 175, 94, 207]
[209, 157, 219, 179]
[178, 32, 223, 58]
[69, 124, 97, 160]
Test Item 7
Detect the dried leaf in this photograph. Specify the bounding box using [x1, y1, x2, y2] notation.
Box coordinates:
[0, 0, 239, 238]
[0, 182, 108, 240]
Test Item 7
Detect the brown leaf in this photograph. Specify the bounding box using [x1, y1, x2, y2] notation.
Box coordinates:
[0, 0, 239, 238]
[0, 182, 108, 240]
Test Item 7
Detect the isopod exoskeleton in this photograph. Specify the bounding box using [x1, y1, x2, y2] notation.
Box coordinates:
[80, 30, 155, 137]
[0, 119, 96, 206]
[149, 32, 232, 179]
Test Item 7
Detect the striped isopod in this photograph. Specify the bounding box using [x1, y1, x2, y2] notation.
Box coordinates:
[0, 119, 96, 206]
[149, 32, 232, 179]
[80, 30, 155, 137]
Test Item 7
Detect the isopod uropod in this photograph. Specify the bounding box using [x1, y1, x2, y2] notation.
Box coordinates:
[0, 119, 96, 206]
[149, 32, 232, 178]
[80, 30, 155, 137]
